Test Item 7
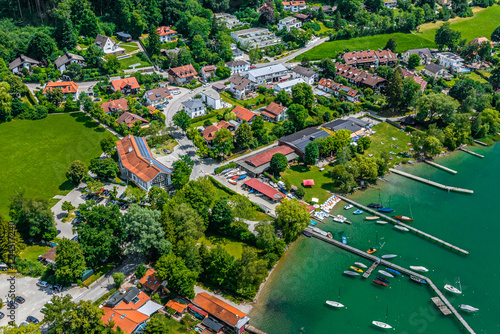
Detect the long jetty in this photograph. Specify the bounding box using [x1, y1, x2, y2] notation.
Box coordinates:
[458, 146, 484, 158]
[388, 168, 473, 194]
[473, 139, 487, 146]
[336, 195, 469, 255]
[424, 160, 457, 174]
[305, 228, 476, 334]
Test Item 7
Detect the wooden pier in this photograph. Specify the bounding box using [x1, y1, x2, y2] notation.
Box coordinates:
[362, 260, 380, 278]
[458, 146, 484, 158]
[305, 228, 476, 334]
[245, 324, 269, 334]
[424, 160, 457, 174]
[337, 195, 469, 256]
[431, 297, 452, 315]
[473, 139, 487, 146]
[388, 168, 473, 194]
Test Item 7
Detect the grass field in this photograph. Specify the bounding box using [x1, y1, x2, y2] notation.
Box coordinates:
[363, 122, 412, 166]
[199, 234, 249, 259]
[295, 33, 436, 61]
[0, 113, 113, 218]
[417, 5, 500, 43]
[281, 165, 337, 203]
[19, 246, 50, 262]
[118, 53, 152, 70]
[119, 43, 140, 53]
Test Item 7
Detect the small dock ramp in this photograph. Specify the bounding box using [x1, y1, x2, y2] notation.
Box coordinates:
[362, 260, 380, 278]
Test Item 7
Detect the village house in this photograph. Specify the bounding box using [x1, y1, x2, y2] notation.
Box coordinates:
[116, 112, 150, 129]
[102, 98, 129, 114]
[335, 63, 386, 92]
[200, 65, 217, 82]
[423, 62, 449, 78]
[143, 87, 172, 106]
[165, 300, 188, 318]
[214, 13, 245, 29]
[228, 74, 252, 99]
[200, 89, 222, 110]
[182, 99, 206, 118]
[402, 48, 433, 65]
[230, 28, 282, 49]
[282, 0, 308, 12]
[111, 77, 140, 95]
[167, 64, 198, 85]
[317, 78, 361, 102]
[9, 55, 40, 74]
[157, 26, 178, 43]
[401, 69, 428, 92]
[53, 52, 85, 73]
[246, 64, 287, 84]
[225, 60, 250, 74]
[116, 32, 132, 42]
[236, 145, 297, 177]
[39, 247, 57, 265]
[43, 81, 79, 101]
[138, 269, 167, 294]
[232, 106, 256, 124]
[343, 49, 397, 68]
[116, 135, 173, 191]
[273, 78, 306, 94]
[291, 65, 317, 85]
[94, 34, 125, 55]
[277, 17, 302, 32]
[202, 121, 236, 147]
[261, 102, 288, 122]
[436, 52, 464, 72]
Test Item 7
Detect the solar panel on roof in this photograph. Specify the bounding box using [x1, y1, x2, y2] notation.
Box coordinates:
[150, 159, 173, 173]
[134, 137, 151, 158]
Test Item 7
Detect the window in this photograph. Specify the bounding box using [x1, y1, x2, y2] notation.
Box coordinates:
[132, 297, 140, 304]
[120, 314, 127, 319]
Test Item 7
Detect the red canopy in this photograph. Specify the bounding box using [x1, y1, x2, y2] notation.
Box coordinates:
[303, 179, 315, 186]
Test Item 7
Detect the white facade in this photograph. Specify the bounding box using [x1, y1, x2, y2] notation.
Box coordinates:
[282, 1, 308, 12]
[290, 65, 317, 86]
[437, 52, 464, 72]
[182, 100, 206, 119]
[274, 78, 306, 94]
[246, 64, 288, 84]
[95, 35, 125, 55]
[201, 90, 222, 110]
[383, 0, 397, 8]
[226, 61, 250, 74]
[215, 13, 245, 29]
[231, 28, 282, 50]
[278, 17, 302, 32]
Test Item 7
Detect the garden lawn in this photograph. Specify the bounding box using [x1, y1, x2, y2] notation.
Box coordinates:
[417, 5, 500, 43]
[281, 165, 337, 203]
[295, 33, 436, 61]
[19, 246, 50, 262]
[0, 113, 113, 218]
[220, 92, 272, 110]
[199, 234, 248, 259]
[119, 43, 140, 53]
[363, 122, 411, 166]
[118, 53, 152, 70]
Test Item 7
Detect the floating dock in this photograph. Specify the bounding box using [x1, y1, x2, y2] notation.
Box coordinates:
[458, 146, 484, 158]
[362, 260, 380, 278]
[473, 139, 487, 146]
[388, 168, 473, 194]
[424, 160, 457, 174]
[337, 195, 469, 256]
[305, 228, 475, 334]
[431, 296, 452, 315]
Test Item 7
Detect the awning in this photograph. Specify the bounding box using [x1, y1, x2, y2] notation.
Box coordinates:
[303, 179, 315, 186]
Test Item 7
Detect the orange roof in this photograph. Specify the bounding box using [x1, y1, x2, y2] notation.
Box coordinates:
[166, 300, 187, 313]
[193, 293, 247, 327]
[202, 124, 221, 141]
[169, 64, 198, 79]
[138, 268, 163, 291]
[283, 1, 306, 5]
[157, 26, 177, 36]
[102, 98, 129, 113]
[43, 81, 78, 94]
[111, 77, 140, 92]
[264, 102, 286, 117]
[245, 146, 294, 167]
[101, 289, 150, 334]
[232, 106, 255, 122]
[469, 37, 493, 47]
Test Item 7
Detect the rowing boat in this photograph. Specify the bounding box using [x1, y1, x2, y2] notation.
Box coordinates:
[410, 275, 427, 284]
[378, 270, 394, 278]
[385, 268, 401, 276]
[372, 321, 392, 329]
[409, 266, 429, 272]
[326, 300, 344, 308]
[350, 266, 363, 273]
[343, 271, 360, 276]
[365, 216, 380, 221]
[353, 209, 363, 215]
[394, 225, 409, 232]
[381, 254, 397, 259]
[366, 248, 377, 254]
[395, 215, 413, 222]
[376, 220, 388, 225]
[354, 262, 367, 269]
[373, 279, 388, 287]
[344, 204, 353, 210]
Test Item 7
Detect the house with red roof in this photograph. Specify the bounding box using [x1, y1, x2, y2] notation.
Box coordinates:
[138, 268, 167, 293]
[232, 106, 256, 124]
[282, 1, 308, 12]
[116, 112, 150, 129]
[262, 102, 287, 122]
[202, 120, 235, 147]
[318, 78, 361, 102]
[102, 98, 129, 114]
[168, 64, 198, 85]
[111, 77, 140, 95]
[201, 65, 217, 82]
[43, 81, 79, 100]
[236, 145, 297, 177]
[401, 69, 428, 93]
[469, 37, 493, 48]
[157, 26, 178, 43]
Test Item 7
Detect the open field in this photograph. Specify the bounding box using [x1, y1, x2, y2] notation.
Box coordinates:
[295, 33, 436, 61]
[0, 113, 112, 218]
[118, 53, 152, 70]
[363, 122, 411, 166]
[199, 234, 249, 259]
[281, 165, 337, 203]
[19, 246, 51, 262]
[417, 5, 500, 43]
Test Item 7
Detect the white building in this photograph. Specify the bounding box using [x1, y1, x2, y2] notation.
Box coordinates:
[278, 17, 302, 32]
[226, 60, 250, 74]
[274, 78, 306, 94]
[215, 13, 245, 29]
[201, 89, 222, 110]
[282, 1, 308, 12]
[94, 34, 125, 55]
[182, 99, 206, 118]
[230, 28, 282, 49]
[54, 52, 85, 73]
[157, 26, 178, 43]
[402, 48, 433, 65]
[229, 74, 252, 100]
[290, 65, 317, 85]
[436, 52, 464, 72]
[8, 55, 40, 75]
[143, 88, 172, 106]
[383, 0, 397, 9]
[246, 64, 288, 84]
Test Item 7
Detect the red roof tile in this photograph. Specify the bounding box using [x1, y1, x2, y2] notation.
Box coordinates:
[169, 64, 198, 79]
[111, 77, 140, 92]
[102, 98, 129, 113]
[102, 289, 150, 334]
[166, 300, 187, 313]
[157, 26, 177, 36]
[245, 146, 294, 167]
[243, 178, 285, 201]
[232, 106, 255, 122]
[138, 269, 163, 292]
[264, 102, 286, 117]
[193, 293, 247, 327]
[43, 81, 79, 94]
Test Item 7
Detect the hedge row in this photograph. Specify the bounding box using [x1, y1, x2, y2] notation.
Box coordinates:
[214, 162, 237, 175]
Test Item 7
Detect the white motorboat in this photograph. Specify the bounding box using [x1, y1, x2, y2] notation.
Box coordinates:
[394, 225, 409, 232]
[378, 270, 394, 278]
[326, 300, 344, 308]
[355, 262, 367, 269]
[444, 284, 462, 294]
[344, 204, 353, 210]
[372, 321, 392, 329]
[459, 304, 479, 313]
[410, 266, 429, 272]
[382, 254, 397, 259]
[376, 220, 388, 225]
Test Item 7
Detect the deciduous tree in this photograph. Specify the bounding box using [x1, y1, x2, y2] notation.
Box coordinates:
[55, 238, 86, 285]
[235, 122, 253, 149]
[269, 153, 288, 175]
[172, 160, 191, 190]
[274, 199, 309, 242]
[304, 141, 319, 166]
[66, 160, 87, 185]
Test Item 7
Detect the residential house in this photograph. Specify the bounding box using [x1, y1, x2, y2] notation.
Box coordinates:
[469, 37, 493, 47]
[261, 102, 288, 122]
[402, 48, 433, 65]
[230, 28, 282, 49]
[39, 247, 57, 265]
[214, 13, 245, 29]
[231, 44, 244, 60]
[102, 287, 162, 334]
[273, 78, 305, 94]
[282, 1, 308, 12]
[291, 65, 317, 85]
[311, 5, 335, 13]
[293, 13, 310, 21]
[143, 87, 172, 106]
[168, 64, 198, 85]
[116, 32, 132, 42]
[201, 65, 217, 81]
[138, 269, 167, 294]
[246, 64, 287, 84]
[157, 26, 178, 43]
[423, 62, 449, 78]
[323, 117, 371, 138]
[228, 74, 252, 99]
[225, 60, 249, 74]
[232, 106, 256, 124]
[182, 99, 206, 118]
[278, 127, 331, 156]
[102, 98, 129, 114]
[383, 0, 397, 9]
[9, 55, 40, 74]
[343, 49, 397, 68]
[201, 317, 224, 333]
[116, 112, 150, 129]
[116, 135, 173, 191]
[43, 81, 79, 100]
[317, 78, 361, 102]
[201, 89, 222, 110]
[278, 17, 302, 32]
[166, 300, 188, 318]
[54, 52, 85, 73]
[202, 121, 235, 147]
[193, 292, 250, 334]
[335, 63, 386, 92]
[111, 77, 140, 95]
[436, 52, 464, 72]
[401, 69, 428, 92]
[94, 34, 125, 55]
[236, 145, 297, 177]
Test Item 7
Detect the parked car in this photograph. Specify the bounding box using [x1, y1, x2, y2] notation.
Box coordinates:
[15, 296, 25, 304]
[26, 316, 39, 324]
[0, 312, 5, 319]
[57, 230, 61, 235]
[37, 281, 48, 288]
[71, 236, 79, 242]
[7, 301, 18, 309]
[19, 322, 29, 327]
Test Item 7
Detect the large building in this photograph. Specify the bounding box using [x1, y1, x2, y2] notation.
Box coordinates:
[282, 1, 308, 12]
[436, 52, 464, 72]
[246, 64, 287, 84]
[230, 28, 282, 49]
[279, 127, 331, 156]
[342, 49, 397, 68]
[143, 87, 172, 106]
[277, 17, 302, 32]
[215, 13, 245, 29]
[236, 145, 297, 177]
[402, 48, 433, 65]
[335, 63, 386, 92]
[322, 117, 371, 137]
[116, 135, 173, 191]
[273, 78, 305, 94]
[318, 78, 361, 102]
[291, 65, 317, 85]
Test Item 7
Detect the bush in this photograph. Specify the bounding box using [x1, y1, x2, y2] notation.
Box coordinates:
[15, 258, 45, 277]
[214, 162, 237, 174]
[135, 264, 147, 278]
[295, 186, 305, 199]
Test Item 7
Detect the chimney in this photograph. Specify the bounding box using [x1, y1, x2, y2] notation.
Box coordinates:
[128, 146, 133, 153]
[149, 160, 153, 167]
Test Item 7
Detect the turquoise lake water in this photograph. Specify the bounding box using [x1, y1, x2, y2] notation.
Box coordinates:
[251, 143, 499, 334]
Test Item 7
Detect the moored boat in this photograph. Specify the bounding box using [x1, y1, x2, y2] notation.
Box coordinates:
[373, 280, 388, 287]
[350, 266, 363, 273]
[344, 204, 353, 210]
[353, 209, 364, 215]
[410, 275, 427, 284]
[444, 284, 462, 294]
[228, 179, 238, 185]
[354, 262, 367, 269]
[410, 266, 429, 272]
[366, 248, 377, 254]
[381, 254, 397, 259]
[378, 207, 394, 213]
[367, 203, 383, 208]
[385, 268, 401, 276]
[395, 215, 413, 222]
[376, 220, 388, 225]
[342, 236, 347, 244]
[343, 271, 360, 276]
[459, 304, 479, 313]
[372, 321, 392, 329]
[309, 220, 317, 226]
[365, 216, 380, 221]
[326, 300, 344, 308]
[302, 231, 312, 237]
[394, 225, 409, 232]
[378, 270, 394, 278]
[375, 275, 390, 284]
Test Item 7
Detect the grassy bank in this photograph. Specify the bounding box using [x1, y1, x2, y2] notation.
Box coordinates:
[363, 122, 411, 166]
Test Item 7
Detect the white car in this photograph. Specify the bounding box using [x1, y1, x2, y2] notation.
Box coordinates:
[36, 281, 48, 288]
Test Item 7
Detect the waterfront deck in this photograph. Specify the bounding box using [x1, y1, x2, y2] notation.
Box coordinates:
[337, 195, 469, 255]
[424, 160, 457, 174]
[458, 146, 484, 158]
[305, 228, 476, 334]
[362, 260, 380, 278]
[472, 139, 487, 146]
[389, 168, 473, 194]
[431, 296, 452, 315]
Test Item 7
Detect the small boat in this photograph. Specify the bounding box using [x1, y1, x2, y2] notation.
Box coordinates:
[373, 280, 388, 287]
[395, 215, 413, 222]
[410, 275, 427, 284]
[231, 175, 240, 180]
[326, 300, 344, 308]
[376, 220, 388, 225]
[382, 254, 397, 259]
[309, 220, 317, 226]
[385, 268, 401, 276]
[365, 216, 380, 221]
[327, 232, 333, 238]
[354, 262, 367, 269]
[344, 204, 353, 210]
[367, 203, 383, 208]
[333, 215, 347, 223]
[366, 248, 377, 254]
[459, 304, 479, 313]
[410, 266, 429, 272]
[350, 266, 363, 273]
[378, 270, 394, 278]
[302, 232, 312, 237]
[353, 209, 364, 215]
[375, 276, 390, 284]
[444, 284, 462, 294]
[394, 225, 409, 232]
[236, 174, 247, 180]
[343, 271, 360, 276]
[378, 207, 394, 213]
[228, 180, 238, 185]
[342, 236, 347, 245]
[372, 321, 392, 329]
